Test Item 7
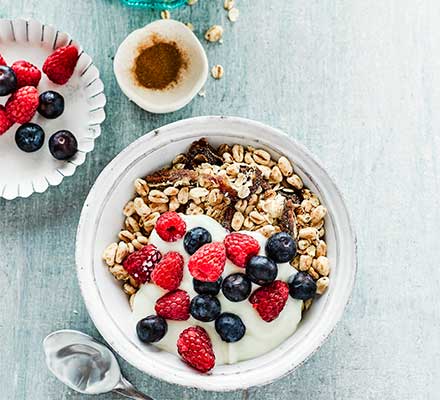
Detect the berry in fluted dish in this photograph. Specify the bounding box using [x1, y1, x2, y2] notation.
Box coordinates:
[15, 123, 45, 153]
[0, 66, 17, 96]
[38, 90, 64, 119]
[5, 86, 38, 123]
[43, 45, 78, 85]
[11, 60, 41, 88]
[48, 130, 78, 160]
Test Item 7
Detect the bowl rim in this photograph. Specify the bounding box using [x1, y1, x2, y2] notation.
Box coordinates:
[76, 116, 357, 391]
[0, 17, 106, 200]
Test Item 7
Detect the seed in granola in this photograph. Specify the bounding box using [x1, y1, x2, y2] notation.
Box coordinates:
[287, 174, 303, 190]
[231, 144, 244, 162]
[278, 156, 293, 177]
[299, 255, 312, 271]
[228, 7, 239, 22]
[298, 227, 319, 241]
[177, 187, 189, 204]
[253, 149, 271, 165]
[315, 256, 330, 276]
[205, 25, 224, 42]
[211, 64, 224, 79]
[123, 201, 136, 217]
[231, 211, 244, 231]
[103, 243, 118, 267]
[269, 166, 283, 184]
[316, 277, 329, 294]
[316, 240, 327, 257]
[311, 205, 327, 225]
[134, 178, 149, 197]
[148, 189, 168, 204]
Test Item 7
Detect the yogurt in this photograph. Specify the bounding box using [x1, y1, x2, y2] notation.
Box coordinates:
[132, 214, 303, 365]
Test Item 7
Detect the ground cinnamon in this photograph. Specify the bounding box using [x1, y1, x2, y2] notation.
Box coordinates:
[134, 40, 185, 90]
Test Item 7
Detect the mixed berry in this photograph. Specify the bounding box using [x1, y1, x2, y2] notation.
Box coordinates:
[133, 211, 317, 373]
[0, 46, 79, 160]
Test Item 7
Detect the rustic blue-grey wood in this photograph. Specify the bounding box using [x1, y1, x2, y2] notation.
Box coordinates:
[1, 0, 439, 399]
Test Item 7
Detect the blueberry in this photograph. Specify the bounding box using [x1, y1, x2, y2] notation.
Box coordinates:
[190, 294, 221, 322]
[15, 123, 45, 153]
[38, 91, 65, 119]
[246, 255, 278, 286]
[221, 273, 252, 302]
[193, 277, 222, 295]
[184, 227, 212, 255]
[136, 315, 167, 343]
[49, 130, 78, 160]
[215, 312, 246, 343]
[0, 66, 17, 96]
[288, 272, 316, 300]
[265, 232, 297, 263]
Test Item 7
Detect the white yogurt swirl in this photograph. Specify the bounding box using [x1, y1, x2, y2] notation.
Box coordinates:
[132, 214, 303, 365]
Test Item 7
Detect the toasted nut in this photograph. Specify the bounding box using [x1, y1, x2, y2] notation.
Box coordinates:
[278, 156, 293, 177]
[123, 201, 135, 217]
[231, 211, 244, 231]
[123, 283, 136, 296]
[308, 267, 319, 280]
[299, 255, 313, 271]
[224, 0, 234, 10]
[235, 199, 247, 213]
[205, 25, 224, 42]
[298, 239, 310, 251]
[109, 264, 129, 281]
[132, 239, 143, 250]
[164, 187, 179, 196]
[177, 187, 189, 204]
[169, 196, 180, 212]
[133, 197, 151, 217]
[253, 149, 271, 165]
[102, 243, 118, 267]
[269, 166, 283, 184]
[228, 7, 239, 22]
[287, 174, 303, 190]
[315, 256, 330, 276]
[119, 230, 135, 242]
[160, 10, 170, 19]
[311, 205, 327, 225]
[298, 227, 319, 241]
[316, 277, 329, 294]
[316, 240, 327, 257]
[232, 144, 244, 162]
[134, 178, 149, 197]
[211, 64, 224, 79]
[125, 217, 140, 233]
[148, 190, 168, 204]
[115, 242, 129, 264]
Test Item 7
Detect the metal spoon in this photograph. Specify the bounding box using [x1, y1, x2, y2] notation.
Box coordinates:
[43, 329, 153, 399]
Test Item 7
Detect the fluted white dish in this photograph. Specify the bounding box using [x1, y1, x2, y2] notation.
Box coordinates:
[0, 18, 106, 200]
[76, 116, 356, 391]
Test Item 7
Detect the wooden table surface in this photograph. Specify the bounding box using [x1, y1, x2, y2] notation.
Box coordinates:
[1, 0, 439, 399]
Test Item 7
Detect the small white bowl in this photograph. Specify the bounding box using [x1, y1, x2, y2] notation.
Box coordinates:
[76, 116, 357, 391]
[0, 18, 106, 200]
[113, 20, 208, 114]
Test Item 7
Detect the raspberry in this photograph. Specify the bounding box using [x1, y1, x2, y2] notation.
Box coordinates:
[123, 244, 162, 284]
[5, 86, 39, 124]
[0, 53, 6, 66]
[188, 242, 226, 282]
[177, 326, 215, 372]
[155, 289, 190, 321]
[151, 251, 184, 291]
[249, 280, 289, 322]
[224, 233, 260, 268]
[0, 106, 13, 135]
[155, 211, 186, 242]
[11, 60, 41, 88]
[43, 45, 78, 85]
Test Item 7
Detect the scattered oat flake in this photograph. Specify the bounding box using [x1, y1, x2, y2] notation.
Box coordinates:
[185, 22, 195, 31]
[228, 8, 240, 22]
[224, 0, 235, 10]
[161, 10, 171, 19]
[211, 64, 224, 79]
[205, 25, 224, 42]
[187, 0, 198, 4]
[198, 88, 206, 97]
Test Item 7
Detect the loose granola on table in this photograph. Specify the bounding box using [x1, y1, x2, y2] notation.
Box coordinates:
[102, 138, 330, 311]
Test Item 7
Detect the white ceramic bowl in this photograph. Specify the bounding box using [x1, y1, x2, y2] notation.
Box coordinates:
[114, 20, 208, 114]
[76, 116, 356, 391]
[0, 18, 106, 200]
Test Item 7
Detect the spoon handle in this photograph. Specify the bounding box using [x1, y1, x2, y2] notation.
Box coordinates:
[113, 376, 154, 400]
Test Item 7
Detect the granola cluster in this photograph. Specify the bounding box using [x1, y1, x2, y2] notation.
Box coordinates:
[102, 139, 330, 309]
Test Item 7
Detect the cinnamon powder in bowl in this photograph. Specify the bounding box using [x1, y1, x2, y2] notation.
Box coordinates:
[114, 20, 208, 114]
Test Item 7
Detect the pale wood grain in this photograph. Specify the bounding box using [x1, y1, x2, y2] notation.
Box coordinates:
[1, 0, 440, 399]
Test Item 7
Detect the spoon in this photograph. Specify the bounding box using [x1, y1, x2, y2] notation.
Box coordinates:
[43, 329, 153, 399]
